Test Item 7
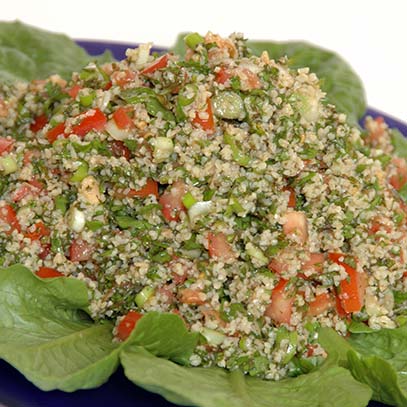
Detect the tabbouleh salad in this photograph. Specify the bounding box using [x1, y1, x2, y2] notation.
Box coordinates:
[0, 31, 407, 381]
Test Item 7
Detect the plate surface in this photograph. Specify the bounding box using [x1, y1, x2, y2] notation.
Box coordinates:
[1, 40, 406, 407]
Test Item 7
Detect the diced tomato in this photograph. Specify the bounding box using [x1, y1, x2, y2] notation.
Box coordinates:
[268, 258, 288, 274]
[30, 114, 48, 132]
[282, 211, 308, 244]
[66, 84, 81, 99]
[365, 116, 386, 146]
[23, 150, 40, 166]
[39, 243, 51, 260]
[179, 288, 206, 305]
[302, 253, 325, 273]
[111, 69, 136, 88]
[193, 98, 215, 134]
[307, 293, 335, 317]
[207, 232, 236, 262]
[116, 310, 143, 341]
[329, 253, 367, 313]
[71, 108, 107, 137]
[156, 286, 175, 304]
[111, 140, 131, 160]
[368, 218, 392, 235]
[264, 279, 294, 325]
[283, 186, 296, 208]
[46, 122, 66, 144]
[25, 221, 50, 241]
[335, 294, 347, 318]
[0, 137, 14, 154]
[389, 157, 407, 191]
[118, 179, 159, 199]
[12, 181, 42, 202]
[112, 107, 134, 129]
[140, 54, 169, 75]
[69, 239, 95, 262]
[237, 68, 261, 90]
[215, 67, 232, 84]
[36, 267, 63, 278]
[0, 204, 21, 234]
[159, 180, 187, 222]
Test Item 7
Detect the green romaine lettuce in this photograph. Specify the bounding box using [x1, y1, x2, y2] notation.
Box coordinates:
[347, 326, 407, 406]
[0, 21, 112, 83]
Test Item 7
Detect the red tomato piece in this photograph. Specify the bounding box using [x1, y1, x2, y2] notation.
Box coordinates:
[0, 204, 21, 234]
[30, 114, 48, 133]
[329, 253, 367, 313]
[302, 253, 325, 273]
[282, 211, 308, 244]
[12, 181, 42, 202]
[268, 258, 288, 274]
[307, 293, 335, 317]
[111, 140, 131, 160]
[36, 267, 63, 279]
[0, 137, 14, 154]
[71, 108, 107, 137]
[282, 186, 296, 208]
[159, 180, 187, 222]
[66, 84, 81, 99]
[25, 221, 50, 241]
[215, 67, 232, 84]
[46, 122, 66, 144]
[116, 310, 143, 341]
[264, 279, 294, 325]
[39, 243, 51, 260]
[112, 107, 134, 129]
[111, 69, 136, 87]
[207, 232, 236, 262]
[389, 157, 407, 191]
[118, 179, 159, 199]
[140, 54, 169, 75]
[69, 239, 95, 262]
[193, 98, 215, 134]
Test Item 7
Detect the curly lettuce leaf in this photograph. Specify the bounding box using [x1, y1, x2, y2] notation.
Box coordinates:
[172, 34, 366, 125]
[347, 326, 407, 406]
[0, 21, 112, 83]
[121, 326, 371, 407]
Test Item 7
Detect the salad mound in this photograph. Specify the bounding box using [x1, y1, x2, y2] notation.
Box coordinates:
[0, 30, 406, 388]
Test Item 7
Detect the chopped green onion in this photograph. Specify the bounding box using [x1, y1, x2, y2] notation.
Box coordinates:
[275, 327, 298, 364]
[152, 137, 174, 163]
[184, 32, 204, 50]
[245, 242, 268, 266]
[213, 91, 245, 120]
[182, 192, 197, 209]
[201, 328, 225, 346]
[54, 196, 68, 214]
[70, 162, 89, 183]
[0, 155, 18, 174]
[223, 134, 250, 167]
[79, 92, 96, 107]
[135, 286, 155, 308]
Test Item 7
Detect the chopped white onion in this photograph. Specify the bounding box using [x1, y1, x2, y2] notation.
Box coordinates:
[66, 206, 86, 232]
[105, 119, 129, 141]
[152, 137, 174, 163]
[188, 201, 213, 224]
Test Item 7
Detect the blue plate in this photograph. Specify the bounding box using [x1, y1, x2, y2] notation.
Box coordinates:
[0, 40, 406, 407]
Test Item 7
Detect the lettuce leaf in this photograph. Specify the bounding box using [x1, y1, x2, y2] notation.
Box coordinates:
[121, 346, 372, 407]
[0, 21, 112, 83]
[347, 326, 407, 406]
[171, 34, 366, 125]
[0, 264, 121, 391]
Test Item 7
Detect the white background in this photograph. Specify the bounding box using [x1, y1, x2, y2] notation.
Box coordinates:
[2, 0, 407, 121]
